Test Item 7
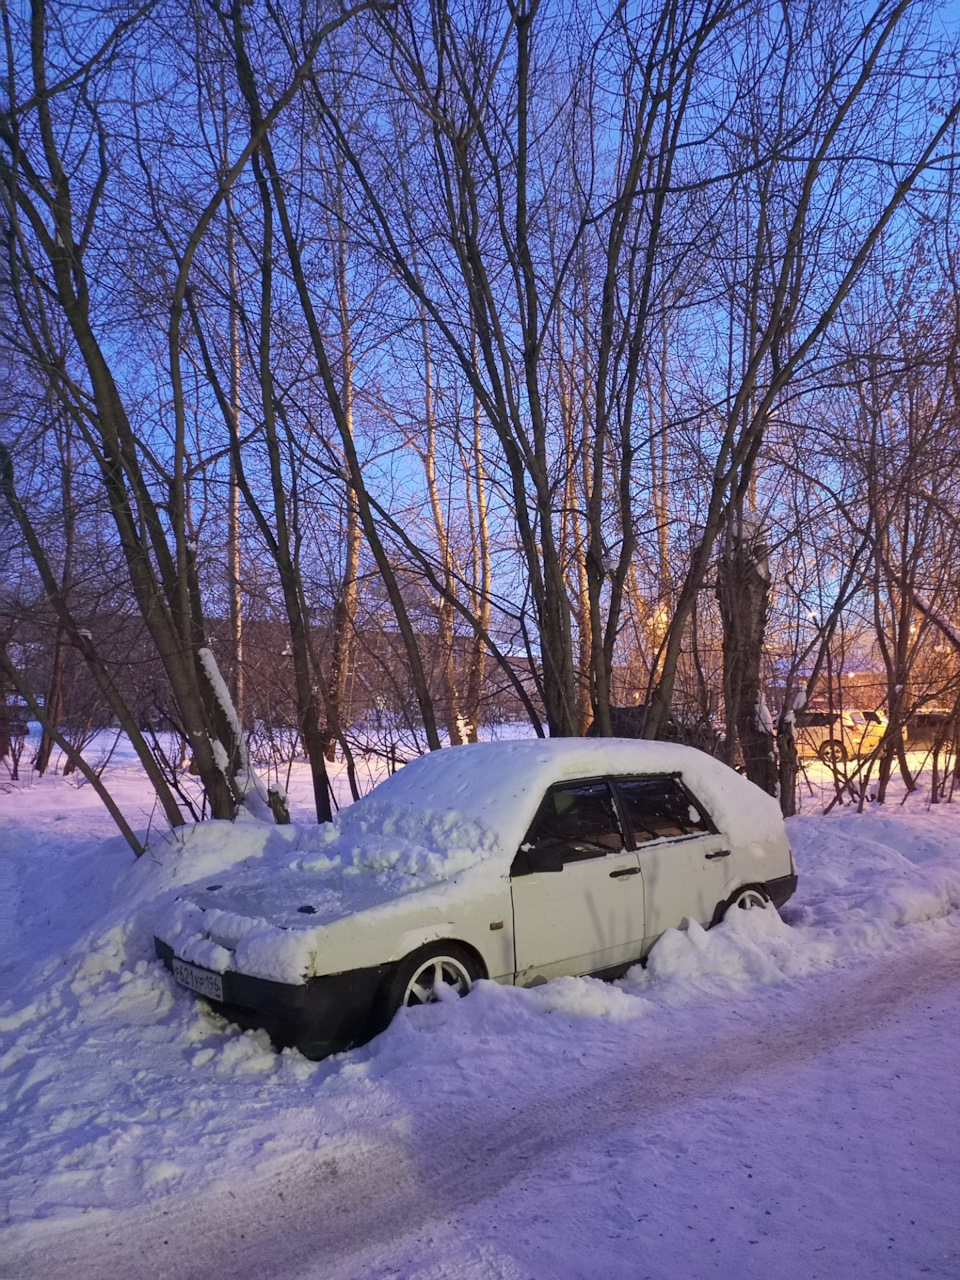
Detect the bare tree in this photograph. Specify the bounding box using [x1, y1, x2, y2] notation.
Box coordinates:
[644, 0, 960, 768]
[0, 0, 339, 817]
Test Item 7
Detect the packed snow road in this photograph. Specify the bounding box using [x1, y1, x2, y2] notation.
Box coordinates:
[4, 923, 959, 1280]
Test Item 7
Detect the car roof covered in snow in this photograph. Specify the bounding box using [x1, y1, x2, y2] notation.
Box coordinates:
[338, 737, 785, 858]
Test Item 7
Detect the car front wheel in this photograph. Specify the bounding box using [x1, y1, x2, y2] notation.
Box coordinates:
[375, 942, 482, 1030]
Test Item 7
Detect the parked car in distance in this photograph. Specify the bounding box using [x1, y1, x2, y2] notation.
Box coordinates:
[905, 708, 957, 752]
[154, 739, 797, 1059]
[794, 708, 896, 764]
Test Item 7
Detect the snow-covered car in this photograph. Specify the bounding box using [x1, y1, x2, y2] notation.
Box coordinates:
[154, 739, 797, 1058]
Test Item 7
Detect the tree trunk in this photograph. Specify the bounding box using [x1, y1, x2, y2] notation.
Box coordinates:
[776, 711, 799, 818]
[35, 411, 75, 774]
[226, 195, 245, 721]
[322, 246, 361, 763]
[421, 311, 467, 745]
[717, 516, 778, 795]
[463, 377, 491, 742]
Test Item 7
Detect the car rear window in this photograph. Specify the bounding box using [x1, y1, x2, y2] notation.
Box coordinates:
[613, 775, 715, 845]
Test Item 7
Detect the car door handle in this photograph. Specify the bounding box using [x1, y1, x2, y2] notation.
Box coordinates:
[704, 849, 731, 860]
[609, 866, 641, 878]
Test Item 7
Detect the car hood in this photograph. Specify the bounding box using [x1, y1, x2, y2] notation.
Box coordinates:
[183, 865, 391, 929]
[153, 818, 507, 985]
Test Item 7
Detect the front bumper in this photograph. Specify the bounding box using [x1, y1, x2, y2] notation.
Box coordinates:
[155, 938, 388, 1059]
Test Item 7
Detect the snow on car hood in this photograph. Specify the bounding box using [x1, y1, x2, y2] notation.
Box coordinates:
[154, 774, 507, 983]
[156, 857, 488, 986]
[154, 739, 785, 984]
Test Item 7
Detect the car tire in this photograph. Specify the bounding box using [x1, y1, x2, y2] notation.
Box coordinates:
[817, 738, 847, 765]
[373, 942, 483, 1031]
[724, 885, 770, 919]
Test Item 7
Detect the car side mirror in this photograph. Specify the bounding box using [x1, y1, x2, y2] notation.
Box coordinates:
[511, 845, 565, 876]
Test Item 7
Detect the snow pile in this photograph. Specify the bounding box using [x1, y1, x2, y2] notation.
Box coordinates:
[130, 819, 302, 896]
[636, 904, 829, 987]
[138, 755, 511, 905]
[788, 809, 960, 934]
[348, 970, 655, 1087]
[149, 806, 506, 983]
[522, 973, 648, 1020]
[332, 798, 499, 880]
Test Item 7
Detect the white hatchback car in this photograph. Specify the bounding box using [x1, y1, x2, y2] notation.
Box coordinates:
[155, 739, 796, 1057]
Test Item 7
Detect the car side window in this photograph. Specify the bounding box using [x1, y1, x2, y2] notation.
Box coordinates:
[613, 775, 714, 845]
[520, 780, 624, 867]
[797, 711, 835, 728]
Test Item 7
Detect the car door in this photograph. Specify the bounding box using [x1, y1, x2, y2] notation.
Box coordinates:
[510, 779, 645, 984]
[612, 774, 731, 944]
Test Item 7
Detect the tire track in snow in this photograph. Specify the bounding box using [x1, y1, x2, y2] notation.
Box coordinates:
[5, 927, 960, 1280]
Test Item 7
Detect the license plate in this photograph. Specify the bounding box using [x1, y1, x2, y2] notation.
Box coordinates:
[172, 958, 224, 1002]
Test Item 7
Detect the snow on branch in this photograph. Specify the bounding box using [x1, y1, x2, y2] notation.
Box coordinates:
[198, 647, 274, 822]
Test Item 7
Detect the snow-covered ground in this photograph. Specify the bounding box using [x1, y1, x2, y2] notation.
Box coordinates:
[2, 738, 960, 1279]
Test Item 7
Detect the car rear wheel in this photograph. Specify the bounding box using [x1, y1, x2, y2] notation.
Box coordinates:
[724, 886, 770, 918]
[817, 738, 847, 765]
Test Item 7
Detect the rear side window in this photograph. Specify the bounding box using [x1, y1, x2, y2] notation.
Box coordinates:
[522, 780, 624, 864]
[796, 711, 836, 728]
[613, 776, 715, 845]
